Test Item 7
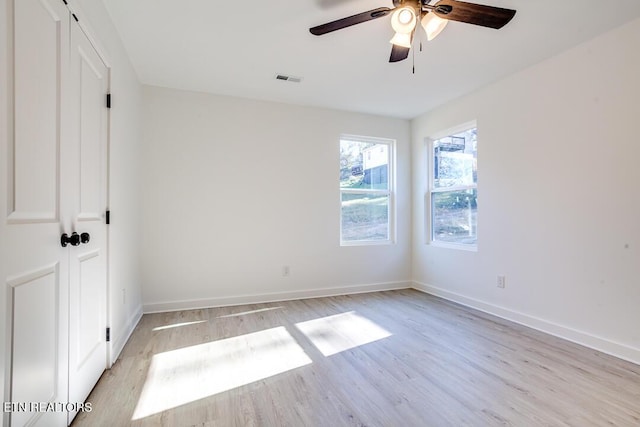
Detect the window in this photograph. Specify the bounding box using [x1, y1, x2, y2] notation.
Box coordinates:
[429, 126, 477, 248]
[340, 136, 394, 245]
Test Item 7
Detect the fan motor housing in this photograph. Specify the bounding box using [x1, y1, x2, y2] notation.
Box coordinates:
[392, 0, 421, 9]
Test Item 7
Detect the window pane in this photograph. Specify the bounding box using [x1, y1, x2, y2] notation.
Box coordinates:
[432, 189, 477, 245]
[341, 193, 389, 242]
[434, 129, 477, 188]
[340, 140, 388, 190]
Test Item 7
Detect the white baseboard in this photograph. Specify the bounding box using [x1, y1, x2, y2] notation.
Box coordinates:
[143, 281, 412, 314]
[412, 281, 640, 366]
[109, 305, 143, 365]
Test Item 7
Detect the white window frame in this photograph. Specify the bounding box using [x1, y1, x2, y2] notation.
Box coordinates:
[340, 135, 395, 246]
[426, 121, 478, 251]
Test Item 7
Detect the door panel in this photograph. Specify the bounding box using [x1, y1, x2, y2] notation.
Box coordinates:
[67, 20, 109, 424]
[69, 249, 104, 403]
[78, 45, 106, 220]
[6, 1, 70, 425]
[77, 252, 101, 358]
[10, 0, 64, 222]
[8, 265, 63, 427]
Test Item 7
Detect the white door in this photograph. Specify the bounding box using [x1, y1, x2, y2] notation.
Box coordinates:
[5, 1, 110, 426]
[5, 0, 70, 426]
[66, 20, 109, 424]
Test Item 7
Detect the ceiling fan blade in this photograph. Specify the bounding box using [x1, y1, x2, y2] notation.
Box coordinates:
[432, 0, 516, 29]
[389, 29, 414, 63]
[310, 7, 392, 35]
[389, 44, 410, 63]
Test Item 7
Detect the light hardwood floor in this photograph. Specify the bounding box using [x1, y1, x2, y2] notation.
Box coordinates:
[72, 290, 640, 426]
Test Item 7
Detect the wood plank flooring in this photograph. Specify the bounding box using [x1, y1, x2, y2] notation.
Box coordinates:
[71, 290, 640, 426]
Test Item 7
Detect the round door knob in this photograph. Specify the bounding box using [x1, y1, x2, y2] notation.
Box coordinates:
[81, 232, 90, 244]
[61, 232, 80, 247]
[69, 232, 81, 246]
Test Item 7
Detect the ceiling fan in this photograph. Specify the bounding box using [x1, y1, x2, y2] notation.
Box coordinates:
[310, 0, 516, 63]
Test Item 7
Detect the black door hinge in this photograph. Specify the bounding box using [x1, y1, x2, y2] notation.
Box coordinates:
[106, 327, 111, 342]
[106, 94, 111, 109]
[105, 210, 110, 225]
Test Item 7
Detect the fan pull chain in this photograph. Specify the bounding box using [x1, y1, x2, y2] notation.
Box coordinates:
[412, 37, 416, 74]
[412, 50, 415, 74]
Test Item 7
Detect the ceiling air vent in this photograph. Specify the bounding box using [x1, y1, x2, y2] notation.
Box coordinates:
[275, 74, 302, 83]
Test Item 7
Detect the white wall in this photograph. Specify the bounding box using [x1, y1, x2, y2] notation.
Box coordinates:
[411, 17, 640, 364]
[70, 0, 144, 361]
[140, 86, 412, 312]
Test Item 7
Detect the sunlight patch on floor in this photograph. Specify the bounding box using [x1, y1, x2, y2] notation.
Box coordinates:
[152, 320, 207, 331]
[295, 311, 392, 356]
[132, 326, 312, 420]
[216, 306, 283, 318]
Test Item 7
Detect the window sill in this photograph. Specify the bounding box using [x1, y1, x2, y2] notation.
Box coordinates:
[429, 241, 477, 252]
[341, 240, 394, 247]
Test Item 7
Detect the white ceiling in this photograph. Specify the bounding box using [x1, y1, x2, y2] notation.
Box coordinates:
[102, 0, 640, 119]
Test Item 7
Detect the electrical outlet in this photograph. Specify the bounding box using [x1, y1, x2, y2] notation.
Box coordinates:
[497, 275, 506, 288]
[282, 265, 290, 277]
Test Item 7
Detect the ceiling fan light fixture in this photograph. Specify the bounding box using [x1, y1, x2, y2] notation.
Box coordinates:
[421, 11, 448, 41]
[391, 7, 417, 34]
[398, 8, 414, 25]
[389, 32, 412, 48]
